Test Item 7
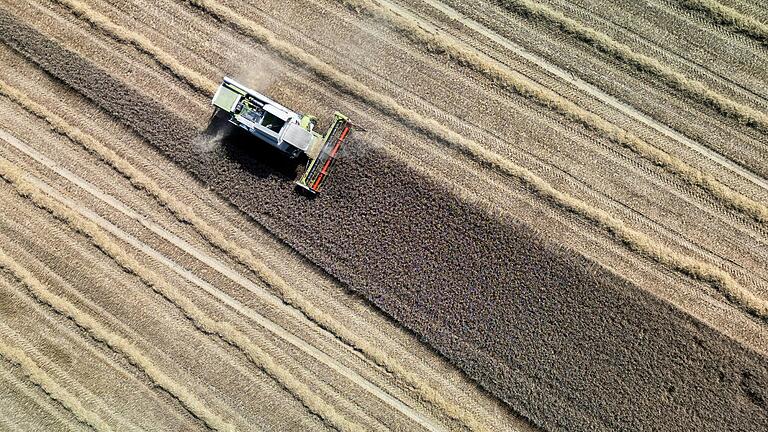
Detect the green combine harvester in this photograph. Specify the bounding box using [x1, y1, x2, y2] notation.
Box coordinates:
[211, 77, 354, 194]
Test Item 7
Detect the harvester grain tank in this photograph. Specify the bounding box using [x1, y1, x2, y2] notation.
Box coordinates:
[211, 77, 353, 194]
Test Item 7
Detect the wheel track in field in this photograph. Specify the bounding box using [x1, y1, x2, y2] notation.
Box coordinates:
[78, 0, 768, 280]
[0, 265, 224, 431]
[0, 51, 470, 431]
[0, 241, 236, 431]
[492, 0, 768, 131]
[0, 321, 89, 431]
[1, 46, 528, 429]
[52, 0, 213, 94]
[0, 155, 372, 432]
[2, 133, 446, 430]
[60, 0, 768, 264]
[335, 0, 768, 223]
[649, 0, 768, 69]
[0, 321, 112, 432]
[6, 0, 768, 333]
[0, 186, 340, 431]
[677, 0, 768, 46]
[0, 223, 244, 431]
[84, 0, 768, 292]
[704, 0, 768, 22]
[6, 8, 768, 430]
[341, 0, 768, 223]
[0, 279, 147, 432]
[372, 0, 768, 250]
[0, 129, 448, 432]
[531, 0, 768, 174]
[0, 4, 492, 429]
[9, 0, 768, 370]
[550, 0, 768, 105]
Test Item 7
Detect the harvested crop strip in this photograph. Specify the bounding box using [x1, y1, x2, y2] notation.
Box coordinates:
[0, 76, 487, 431]
[338, 0, 768, 221]
[0, 323, 111, 432]
[175, 0, 768, 317]
[4, 11, 768, 431]
[0, 157, 364, 432]
[53, 0, 215, 94]
[0, 248, 234, 432]
[496, 0, 768, 130]
[49, 0, 768, 224]
[681, 0, 768, 44]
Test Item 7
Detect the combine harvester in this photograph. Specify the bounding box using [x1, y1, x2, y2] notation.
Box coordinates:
[211, 77, 354, 194]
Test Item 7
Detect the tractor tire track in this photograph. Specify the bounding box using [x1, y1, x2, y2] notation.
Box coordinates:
[0, 322, 112, 432]
[180, 0, 768, 318]
[436, 0, 768, 181]
[7, 1, 759, 429]
[2, 9, 767, 432]
[493, 0, 768, 130]
[0, 245, 236, 432]
[678, 0, 768, 46]
[352, 0, 768, 284]
[0, 182, 330, 431]
[0, 282, 145, 432]
[551, 0, 768, 106]
[0, 338, 89, 432]
[0, 68, 482, 431]
[41, 0, 768, 291]
[393, 0, 768, 193]
[0, 154, 370, 432]
[0, 229, 212, 431]
[0, 126, 447, 432]
[0, 224, 239, 431]
[60, 0, 768, 299]
[0, 45, 523, 431]
[22, 0, 760, 328]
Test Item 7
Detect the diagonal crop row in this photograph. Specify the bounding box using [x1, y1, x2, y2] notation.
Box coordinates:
[0, 346, 81, 430]
[55, 0, 768, 226]
[178, 0, 768, 319]
[0, 322, 111, 432]
[0, 6, 489, 428]
[0, 156, 365, 432]
[495, 0, 768, 130]
[681, 0, 768, 45]
[340, 0, 768, 224]
[8, 0, 765, 367]
[3, 13, 767, 430]
[0, 247, 235, 432]
[53, 0, 215, 94]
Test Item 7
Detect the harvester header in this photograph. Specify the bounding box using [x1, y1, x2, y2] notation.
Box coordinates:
[211, 77, 354, 194]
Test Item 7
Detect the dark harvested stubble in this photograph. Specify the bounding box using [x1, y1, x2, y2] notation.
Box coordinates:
[1, 11, 767, 431]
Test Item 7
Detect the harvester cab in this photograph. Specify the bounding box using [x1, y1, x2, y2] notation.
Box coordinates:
[211, 77, 354, 194]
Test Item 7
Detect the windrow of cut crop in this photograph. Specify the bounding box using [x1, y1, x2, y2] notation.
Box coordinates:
[52, 0, 768, 226]
[495, 0, 768, 130]
[0, 75, 471, 432]
[53, 0, 215, 94]
[0, 322, 111, 432]
[0, 7, 490, 430]
[336, 0, 768, 221]
[681, 0, 768, 45]
[179, 0, 768, 318]
[4, 14, 768, 429]
[5, 0, 767, 351]
[0, 247, 235, 432]
[0, 156, 365, 432]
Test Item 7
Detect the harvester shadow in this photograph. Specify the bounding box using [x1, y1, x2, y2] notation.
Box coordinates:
[205, 115, 305, 182]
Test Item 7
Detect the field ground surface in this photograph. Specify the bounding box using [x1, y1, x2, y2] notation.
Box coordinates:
[0, 0, 767, 431]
